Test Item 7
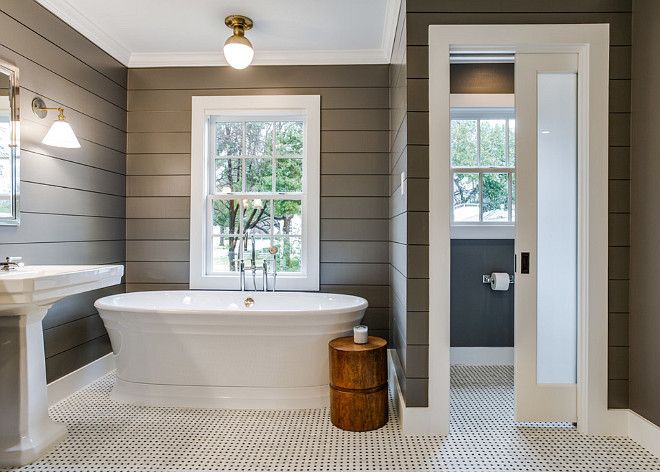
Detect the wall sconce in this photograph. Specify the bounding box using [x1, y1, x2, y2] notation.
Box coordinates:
[223, 15, 254, 69]
[31, 97, 81, 148]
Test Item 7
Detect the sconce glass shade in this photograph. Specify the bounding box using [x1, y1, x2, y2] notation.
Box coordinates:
[223, 34, 254, 69]
[42, 119, 80, 148]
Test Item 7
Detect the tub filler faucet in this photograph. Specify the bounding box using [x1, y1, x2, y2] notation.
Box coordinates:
[238, 232, 278, 292]
[0, 256, 23, 271]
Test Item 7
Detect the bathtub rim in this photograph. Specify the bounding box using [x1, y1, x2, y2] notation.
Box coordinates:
[95, 290, 368, 317]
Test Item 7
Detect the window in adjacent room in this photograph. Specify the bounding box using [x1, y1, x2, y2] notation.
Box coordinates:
[450, 108, 516, 224]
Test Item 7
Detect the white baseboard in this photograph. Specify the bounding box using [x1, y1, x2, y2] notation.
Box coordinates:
[450, 347, 514, 365]
[387, 349, 447, 435]
[47, 353, 115, 406]
[388, 350, 405, 417]
[628, 410, 660, 459]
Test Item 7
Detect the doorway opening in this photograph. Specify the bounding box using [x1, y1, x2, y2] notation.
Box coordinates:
[447, 53, 524, 431]
[426, 24, 612, 437]
[449, 50, 581, 431]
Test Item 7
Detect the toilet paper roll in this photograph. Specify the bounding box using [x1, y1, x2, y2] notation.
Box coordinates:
[490, 272, 510, 291]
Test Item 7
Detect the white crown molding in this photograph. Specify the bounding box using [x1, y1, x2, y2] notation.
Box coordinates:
[381, 0, 402, 62]
[35, 0, 401, 67]
[128, 49, 389, 68]
[34, 0, 132, 65]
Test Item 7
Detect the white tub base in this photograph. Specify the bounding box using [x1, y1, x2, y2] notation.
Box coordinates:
[111, 378, 329, 410]
[96, 291, 367, 410]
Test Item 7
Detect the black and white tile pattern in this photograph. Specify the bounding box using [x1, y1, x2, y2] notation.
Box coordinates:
[2, 366, 658, 471]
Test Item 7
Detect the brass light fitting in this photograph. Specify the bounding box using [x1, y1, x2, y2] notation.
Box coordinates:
[223, 15, 255, 69]
[225, 15, 253, 36]
[31, 97, 63, 119]
[31, 97, 80, 148]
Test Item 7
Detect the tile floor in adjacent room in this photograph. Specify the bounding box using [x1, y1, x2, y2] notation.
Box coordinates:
[4, 366, 659, 472]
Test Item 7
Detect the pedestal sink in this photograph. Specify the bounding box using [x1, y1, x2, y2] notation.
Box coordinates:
[0, 264, 124, 467]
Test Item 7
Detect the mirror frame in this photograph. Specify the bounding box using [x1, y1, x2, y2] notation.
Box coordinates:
[0, 59, 19, 226]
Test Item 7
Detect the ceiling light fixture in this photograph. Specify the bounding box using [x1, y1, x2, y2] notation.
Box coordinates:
[31, 97, 80, 148]
[223, 15, 254, 70]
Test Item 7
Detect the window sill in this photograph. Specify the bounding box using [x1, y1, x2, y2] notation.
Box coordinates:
[190, 273, 319, 291]
[450, 224, 515, 240]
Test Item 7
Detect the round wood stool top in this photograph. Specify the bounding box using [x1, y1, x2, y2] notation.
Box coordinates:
[328, 336, 387, 352]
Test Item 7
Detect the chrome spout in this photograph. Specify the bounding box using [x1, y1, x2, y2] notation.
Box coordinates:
[262, 260, 268, 292]
[239, 260, 245, 291]
[250, 233, 256, 268]
[0, 256, 23, 271]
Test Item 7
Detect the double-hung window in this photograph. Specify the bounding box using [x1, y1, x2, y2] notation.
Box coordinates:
[190, 96, 320, 290]
[450, 107, 516, 228]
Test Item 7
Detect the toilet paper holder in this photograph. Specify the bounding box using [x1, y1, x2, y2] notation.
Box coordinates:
[482, 273, 515, 284]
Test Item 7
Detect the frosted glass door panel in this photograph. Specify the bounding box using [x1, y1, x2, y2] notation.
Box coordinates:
[536, 73, 577, 385]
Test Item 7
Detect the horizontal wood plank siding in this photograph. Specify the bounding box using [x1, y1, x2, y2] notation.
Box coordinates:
[389, 0, 427, 406]
[0, 1, 127, 382]
[126, 65, 390, 331]
[402, 0, 632, 408]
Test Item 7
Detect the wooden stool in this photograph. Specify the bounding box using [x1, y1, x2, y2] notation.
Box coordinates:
[328, 336, 388, 432]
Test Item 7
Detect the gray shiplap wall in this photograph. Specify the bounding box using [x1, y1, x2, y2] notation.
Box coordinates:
[389, 0, 430, 407]
[125, 66, 390, 338]
[0, 1, 127, 382]
[396, 0, 632, 408]
[630, 0, 660, 428]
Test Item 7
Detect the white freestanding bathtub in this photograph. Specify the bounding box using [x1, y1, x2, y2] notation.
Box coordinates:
[95, 291, 367, 409]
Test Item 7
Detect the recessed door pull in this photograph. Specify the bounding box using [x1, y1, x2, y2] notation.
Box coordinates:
[520, 252, 530, 274]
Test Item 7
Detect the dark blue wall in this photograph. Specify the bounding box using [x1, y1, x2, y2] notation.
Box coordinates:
[450, 239, 514, 347]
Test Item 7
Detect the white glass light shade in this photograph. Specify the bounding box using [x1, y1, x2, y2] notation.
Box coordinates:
[223, 34, 254, 69]
[42, 119, 80, 148]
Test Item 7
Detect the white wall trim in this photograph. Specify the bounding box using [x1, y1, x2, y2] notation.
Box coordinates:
[381, 0, 402, 63]
[628, 410, 660, 459]
[388, 350, 440, 435]
[450, 347, 514, 366]
[450, 94, 515, 108]
[35, 0, 398, 67]
[429, 24, 611, 436]
[128, 49, 390, 68]
[34, 0, 132, 65]
[47, 353, 115, 406]
[450, 224, 515, 239]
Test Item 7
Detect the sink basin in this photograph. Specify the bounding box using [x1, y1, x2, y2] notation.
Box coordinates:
[0, 265, 123, 311]
[0, 264, 123, 467]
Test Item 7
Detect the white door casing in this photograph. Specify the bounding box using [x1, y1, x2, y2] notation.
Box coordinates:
[427, 24, 612, 437]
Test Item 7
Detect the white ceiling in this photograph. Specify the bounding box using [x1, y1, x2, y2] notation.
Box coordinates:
[36, 0, 400, 67]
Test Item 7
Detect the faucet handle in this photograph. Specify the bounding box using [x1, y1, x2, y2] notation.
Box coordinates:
[2, 256, 24, 271]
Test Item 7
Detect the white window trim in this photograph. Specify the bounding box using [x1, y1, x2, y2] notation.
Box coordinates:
[450, 105, 516, 238]
[450, 93, 515, 109]
[190, 95, 320, 291]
